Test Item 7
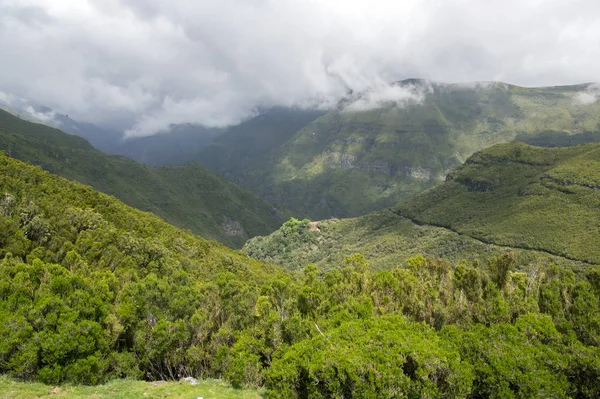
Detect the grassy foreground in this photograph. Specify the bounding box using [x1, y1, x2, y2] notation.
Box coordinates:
[0, 376, 263, 399]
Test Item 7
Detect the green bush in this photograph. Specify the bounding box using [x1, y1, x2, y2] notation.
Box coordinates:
[0, 154, 599, 398]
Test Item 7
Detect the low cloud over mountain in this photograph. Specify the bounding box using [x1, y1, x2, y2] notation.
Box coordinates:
[1, 0, 600, 136]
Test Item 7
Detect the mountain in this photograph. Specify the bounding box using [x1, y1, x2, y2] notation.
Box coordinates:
[1, 153, 598, 398]
[112, 124, 223, 166]
[0, 97, 123, 154]
[47, 114, 124, 155]
[56, 116, 223, 166]
[199, 81, 600, 219]
[198, 107, 327, 172]
[0, 94, 224, 165]
[398, 141, 600, 264]
[0, 108, 285, 248]
[106, 107, 324, 167]
[244, 141, 600, 270]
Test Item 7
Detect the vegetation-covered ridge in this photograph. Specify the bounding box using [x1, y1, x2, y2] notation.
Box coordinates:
[200, 81, 600, 219]
[398, 141, 600, 264]
[243, 211, 587, 272]
[0, 108, 286, 248]
[1, 153, 599, 398]
[244, 142, 600, 271]
[0, 152, 290, 383]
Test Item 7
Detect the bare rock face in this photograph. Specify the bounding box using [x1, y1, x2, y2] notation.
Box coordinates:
[325, 151, 356, 169]
[221, 216, 247, 238]
[408, 166, 432, 181]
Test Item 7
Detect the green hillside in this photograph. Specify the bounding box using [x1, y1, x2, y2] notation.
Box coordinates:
[398, 141, 600, 264]
[243, 211, 584, 272]
[0, 153, 598, 398]
[244, 142, 600, 269]
[207, 81, 600, 219]
[0, 109, 285, 248]
[0, 152, 287, 384]
[198, 107, 326, 173]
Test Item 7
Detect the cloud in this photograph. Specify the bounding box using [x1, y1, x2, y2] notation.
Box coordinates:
[343, 80, 432, 112]
[448, 81, 508, 91]
[0, 90, 26, 108]
[1, 0, 600, 136]
[574, 84, 600, 105]
[125, 95, 260, 137]
[0, 90, 61, 126]
[23, 105, 60, 125]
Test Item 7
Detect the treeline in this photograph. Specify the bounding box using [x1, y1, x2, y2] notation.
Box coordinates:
[1, 153, 599, 398]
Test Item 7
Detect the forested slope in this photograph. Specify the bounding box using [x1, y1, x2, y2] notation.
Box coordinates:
[243, 212, 584, 272]
[245, 142, 600, 270]
[0, 152, 288, 383]
[0, 109, 285, 247]
[205, 81, 600, 219]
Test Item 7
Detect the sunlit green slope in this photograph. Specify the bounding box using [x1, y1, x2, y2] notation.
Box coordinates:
[244, 142, 600, 269]
[215, 81, 600, 219]
[399, 141, 600, 264]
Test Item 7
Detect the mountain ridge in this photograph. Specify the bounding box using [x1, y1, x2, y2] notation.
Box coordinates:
[244, 141, 600, 270]
[1, 98, 599, 399]
[195, 81, 600, 219]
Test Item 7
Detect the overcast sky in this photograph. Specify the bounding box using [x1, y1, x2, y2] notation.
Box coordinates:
[1, 0, 599, 136]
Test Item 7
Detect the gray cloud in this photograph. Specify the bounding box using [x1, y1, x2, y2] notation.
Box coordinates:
[0, 90, 61, 126]
[1, 0, 600, 137]
[343, 80, 433, 112]
[574, 83, 600, 105]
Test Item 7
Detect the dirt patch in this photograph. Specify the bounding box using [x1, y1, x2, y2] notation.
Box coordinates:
[309, 221, 320, 232]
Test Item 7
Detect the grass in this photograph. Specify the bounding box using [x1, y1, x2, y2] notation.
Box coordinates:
[398, 141, 600, 264]
[0, 376, 263, 399]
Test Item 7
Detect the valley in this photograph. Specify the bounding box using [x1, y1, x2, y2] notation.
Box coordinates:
[0, 109, 285, 248]
[1, 82, 599, 399]
[4, 2, 600, 396]
[193, 81, 600, 219]
[245, 141, 600, 270]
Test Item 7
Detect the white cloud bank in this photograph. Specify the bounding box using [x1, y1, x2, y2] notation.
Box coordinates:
[1, 0, 600, 137]
[574, 84, 600, 105]
[0, 90, 61, 126]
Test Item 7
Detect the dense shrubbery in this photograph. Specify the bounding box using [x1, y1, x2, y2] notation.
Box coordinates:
[243, 217, 319, 269]
[0, 153, 287, 384]
[1, 153, 599, 398]
[260, 254, 600, 398]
